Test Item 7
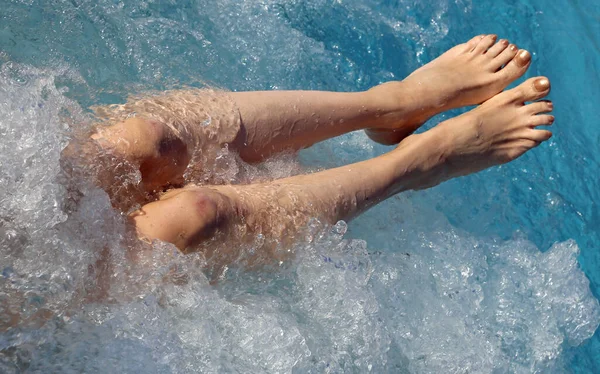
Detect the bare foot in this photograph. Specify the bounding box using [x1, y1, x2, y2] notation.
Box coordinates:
[367, 35, 532, 145]
[398, 76, 553, 189]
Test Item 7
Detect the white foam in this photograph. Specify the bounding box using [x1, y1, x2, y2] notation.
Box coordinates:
[0, 62, 598, 373]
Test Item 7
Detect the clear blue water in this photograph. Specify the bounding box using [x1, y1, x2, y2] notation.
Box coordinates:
[1, 0, 600, 372]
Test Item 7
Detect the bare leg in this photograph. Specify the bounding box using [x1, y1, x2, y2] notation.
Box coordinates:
[232, 35, 532, 155]
[131, 77, 553, 265]
[78, 35, 530, 204]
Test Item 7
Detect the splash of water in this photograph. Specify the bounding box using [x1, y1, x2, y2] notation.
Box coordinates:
[1, 0, 600, 371]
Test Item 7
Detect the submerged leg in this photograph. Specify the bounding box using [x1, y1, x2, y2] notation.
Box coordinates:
[131, 77, 553, 264]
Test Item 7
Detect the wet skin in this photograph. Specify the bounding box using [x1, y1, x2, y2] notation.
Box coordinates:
[88, 35, 532, 201]
[66, 36, 552, 268]
[131, 77, 553, 270]
[4, 36, 554, 332]
[365, 34, 533, 144]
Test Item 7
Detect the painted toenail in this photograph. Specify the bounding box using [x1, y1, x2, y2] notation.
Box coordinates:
[534, 78, 550, 91]
[500, 39, 509, 46]
[509, 44, 518, 52]
[517, 50, 531, 66]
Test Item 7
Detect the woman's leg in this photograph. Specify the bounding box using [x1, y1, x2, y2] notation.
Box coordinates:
[231, 35, 532, 155]
[82, 35, 531, 202]
[131, 77, 553, 263]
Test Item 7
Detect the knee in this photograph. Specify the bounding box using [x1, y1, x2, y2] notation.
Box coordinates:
[92, 117, 191, 193]
[131, 188, 231, 250]
[170, 188, 221, 225]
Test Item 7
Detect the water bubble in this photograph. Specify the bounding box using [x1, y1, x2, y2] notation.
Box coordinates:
[332, 220, 348, 236]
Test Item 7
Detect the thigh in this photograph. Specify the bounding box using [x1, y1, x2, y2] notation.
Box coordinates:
[94, 89, 243, 186]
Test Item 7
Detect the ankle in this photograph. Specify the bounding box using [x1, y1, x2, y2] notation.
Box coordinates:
[365, 81, 413, 125]
[364, 80, 443, 137]
[389, 130, 451, 191]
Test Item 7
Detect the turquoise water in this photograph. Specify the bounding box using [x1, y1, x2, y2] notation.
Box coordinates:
[1, 0, 600, 372]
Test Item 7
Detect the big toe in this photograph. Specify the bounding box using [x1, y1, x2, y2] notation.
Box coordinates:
[514, 49, 533, 68]
[499, 49, 532, 79]
[508, 76, 551, 103]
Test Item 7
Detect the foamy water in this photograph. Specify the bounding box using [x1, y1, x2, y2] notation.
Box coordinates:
[1, 0, 600, 372]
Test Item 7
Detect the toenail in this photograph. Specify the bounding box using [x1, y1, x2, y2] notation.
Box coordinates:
[517, 50, 531, 66]
[534, 78, 550, 91]
[549, 116, 555, 123]
[500, 39, 509, 46]
[509, 44, 518, 52]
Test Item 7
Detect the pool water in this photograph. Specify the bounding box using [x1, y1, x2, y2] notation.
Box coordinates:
[1, 0, 600, 372]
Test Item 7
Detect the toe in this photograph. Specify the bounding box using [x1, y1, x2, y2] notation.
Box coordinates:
[472, 34, 498, 54]
[524, 128, 553, 142]
[523, 100, 553, 115]
[528, 114, 555, 127]
[465, 34, 486, 51]
[508, 76, 550, 103]
[513, 49, 533, 69]
[500, 49, 532, 78]
[502, 139, 541, 162]
[491, 44, 519, 70]
[486, 39, 510, 58]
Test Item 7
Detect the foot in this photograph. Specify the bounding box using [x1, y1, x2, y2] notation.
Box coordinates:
[366, 34, 532, 145]
[398, 77, 553, 189]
